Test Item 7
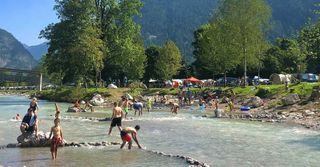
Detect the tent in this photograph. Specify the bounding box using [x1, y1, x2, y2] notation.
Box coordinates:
[270, 74, 292, 84]
[184, 77, 203, 84]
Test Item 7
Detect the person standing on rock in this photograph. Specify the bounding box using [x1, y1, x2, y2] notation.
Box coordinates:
[48, 118, 63, 160]
[120, 125, 142, 150]
[29, 97, 39, 114]
[108, 102, 123, 135]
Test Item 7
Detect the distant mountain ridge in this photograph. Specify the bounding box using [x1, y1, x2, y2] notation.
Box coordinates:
[25, 42, 49, 61]
[137, 0, 318, 62]
[0, 28, 37, 70]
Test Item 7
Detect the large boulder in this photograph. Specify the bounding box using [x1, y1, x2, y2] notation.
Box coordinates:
[244, 96, 264, 108]
[282, 94, 300, 106]
[107, 84, 118, 89]
[17, 131, 50, 147]
[89, 94, 105, 106]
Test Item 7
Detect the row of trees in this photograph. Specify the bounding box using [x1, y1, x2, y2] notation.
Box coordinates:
[41, 0, 320, 86]
[192, 0, 320, 81]
[40, 0, 182, 85]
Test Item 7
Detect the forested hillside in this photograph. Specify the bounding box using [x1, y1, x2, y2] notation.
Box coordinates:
[137, 0, 318, 62]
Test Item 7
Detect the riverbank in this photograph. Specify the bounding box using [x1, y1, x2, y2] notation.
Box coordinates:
[1, 82, 320, 130]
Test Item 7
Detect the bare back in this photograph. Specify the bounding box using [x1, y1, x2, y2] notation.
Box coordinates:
[113, 106, 123, 118]
[122, 127, 136, 134]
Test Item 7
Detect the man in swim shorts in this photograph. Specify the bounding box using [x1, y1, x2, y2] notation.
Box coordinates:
[133, 101, 143, 116]
[121, 97, 130, 119]
[120, 125, 142, 150]
[108, 102, 123, 135]
[48, 118, 63, 160]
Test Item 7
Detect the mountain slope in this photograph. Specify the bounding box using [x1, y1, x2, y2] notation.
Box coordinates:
[0, 28, 37, 70]
[25, 42, 49, 61]
[137, 0, 318, 62]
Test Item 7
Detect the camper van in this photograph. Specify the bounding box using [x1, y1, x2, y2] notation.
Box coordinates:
[297, 73, 319, 83]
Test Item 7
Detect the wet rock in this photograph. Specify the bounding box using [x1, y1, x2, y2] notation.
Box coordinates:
[7, 143, 18, 148]
[95, 142, 102, 146]
[310, 87, 320, 101]
[282, 94, 300, 106]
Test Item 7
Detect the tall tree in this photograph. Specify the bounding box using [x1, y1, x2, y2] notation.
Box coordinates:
[144, 46, 161, 82]
[95, 0, 146, 80]
[193, 20, 239, 84]
[299, 21, 320, 74]
[261, 38, 306, 77]
[155, 41, 182, 80]
[214, 0, 271, 86]
[41, 0, 104, 84]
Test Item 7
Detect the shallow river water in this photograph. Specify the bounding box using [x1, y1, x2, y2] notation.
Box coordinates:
[0, 96, 320, 167]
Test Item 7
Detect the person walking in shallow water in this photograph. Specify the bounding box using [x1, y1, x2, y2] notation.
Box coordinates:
[108, 102, 123, 135]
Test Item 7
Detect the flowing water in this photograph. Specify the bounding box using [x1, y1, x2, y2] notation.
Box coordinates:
[0, 96, 320, 167]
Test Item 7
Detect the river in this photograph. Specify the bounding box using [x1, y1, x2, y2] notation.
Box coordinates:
[0, 96, 320, 167]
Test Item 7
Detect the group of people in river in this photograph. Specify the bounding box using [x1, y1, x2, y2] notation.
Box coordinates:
[108, 99, 142, 150]
[17, 98, 64, 160]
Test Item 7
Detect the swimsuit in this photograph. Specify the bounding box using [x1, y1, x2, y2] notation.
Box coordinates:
[133, 103, 143, 110]
[111, 117, 122, 127]
[51, 137, 61, 152]
[124, 107, 129, 113]
[120, 131, 131, 142]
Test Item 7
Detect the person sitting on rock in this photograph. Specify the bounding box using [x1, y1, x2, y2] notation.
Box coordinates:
[48, 118, 63, 160]
[74, 100, 81, 109]
[20, 108, 38, 137]
[120, 125, 142, 150]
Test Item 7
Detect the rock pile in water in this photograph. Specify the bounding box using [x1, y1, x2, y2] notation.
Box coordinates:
[146, 150, 210, 167]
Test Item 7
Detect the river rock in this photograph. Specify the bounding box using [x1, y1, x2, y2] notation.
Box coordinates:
[244, 96, 264, 108]
[17, 131, 51, 147]
[310, 87, 320, 101]
[303, 110, 315, 116]
[282, 94, 300, 106]
[89, 94, 105, 106]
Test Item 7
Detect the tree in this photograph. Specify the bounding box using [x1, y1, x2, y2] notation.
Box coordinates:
[155, 41, 182, 80]
[144, 46, 161, 82]
[261, 38, 306, 77]
[299, 21, 320, 74]
[41, 0, 104, 85]
[95, 0, 146, 80]
[193, 21, 239, 85]
[214, 0, 271, 86]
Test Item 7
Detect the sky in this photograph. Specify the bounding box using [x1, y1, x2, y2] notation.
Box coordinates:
[0, 0, 58, 46]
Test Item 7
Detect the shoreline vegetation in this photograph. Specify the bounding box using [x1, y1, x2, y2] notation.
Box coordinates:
[1, 82, 320, 130]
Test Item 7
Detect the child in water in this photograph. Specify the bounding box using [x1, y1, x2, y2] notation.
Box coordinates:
[48, 118, 63, 160]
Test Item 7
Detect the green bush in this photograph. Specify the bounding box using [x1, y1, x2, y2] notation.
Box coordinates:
[255, 87, 271, 98]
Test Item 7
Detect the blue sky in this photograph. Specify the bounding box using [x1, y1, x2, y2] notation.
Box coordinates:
[0, 0, 58, 46]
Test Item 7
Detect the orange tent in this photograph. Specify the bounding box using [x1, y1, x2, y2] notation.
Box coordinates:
[184, 77, 203, 84]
